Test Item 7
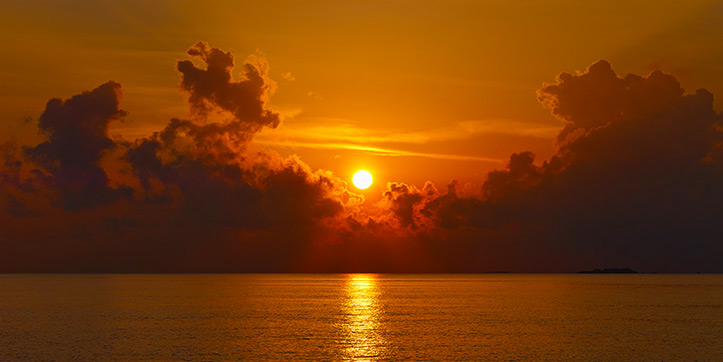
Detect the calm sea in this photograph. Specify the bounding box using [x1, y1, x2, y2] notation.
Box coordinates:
[0, 274, 721, 361]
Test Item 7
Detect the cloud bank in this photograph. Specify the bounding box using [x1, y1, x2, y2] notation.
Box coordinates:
[1, 45, 721, 273]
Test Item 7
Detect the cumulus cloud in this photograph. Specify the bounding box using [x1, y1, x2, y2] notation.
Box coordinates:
[124, 42, 355, 232]
[1, 46, 721, 273]
[0, 43, 356, 272]
[380, 181, 438, 229]
[331, 60, 722, 272]
[178, 41, 281, 131]
[405, 60, 722, 271]
[21, 81, 132, 210]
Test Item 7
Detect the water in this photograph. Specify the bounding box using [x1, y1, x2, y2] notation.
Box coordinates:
[0, 274, 721, 361]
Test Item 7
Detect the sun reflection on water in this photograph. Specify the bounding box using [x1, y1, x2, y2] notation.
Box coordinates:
[339, 274, 385, 361]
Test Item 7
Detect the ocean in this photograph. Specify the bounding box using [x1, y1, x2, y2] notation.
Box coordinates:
[1, 274, 721, 361]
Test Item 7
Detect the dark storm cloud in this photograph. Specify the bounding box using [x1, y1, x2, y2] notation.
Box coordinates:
[0, 43, 355, 272]
[178, 41, 282, 131]
[376, 60, 722, 272]
[381, 181, 438, 229]
[22, 81, 132, 210]
[125, 42, 351, 231]
[1, 44, 721, 272]
[127, 135, 347, 229]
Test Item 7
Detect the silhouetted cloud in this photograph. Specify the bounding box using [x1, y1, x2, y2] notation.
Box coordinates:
[124, 42, 353, 232]
[389, 60, 723, 272]
[178, 41, 281, 132]
[22, 81, 132, 210]
[381, 181, 438, 229]
[1, 45, 721, 273]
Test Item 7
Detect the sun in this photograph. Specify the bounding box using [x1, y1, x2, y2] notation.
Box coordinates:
[352, 170, 373, 189]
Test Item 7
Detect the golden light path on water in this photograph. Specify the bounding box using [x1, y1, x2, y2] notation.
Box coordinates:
[340, 274, 385, 361]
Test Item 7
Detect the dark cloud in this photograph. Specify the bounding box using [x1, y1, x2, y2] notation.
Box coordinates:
[381, 181, 438, 229]
[0, 43, 352, 272]
[1, 46, 721, 272]
[124, 42, 352, 232]
[407, 60, 723, 272]
[22, 81, 132, 210]
[3, 194, 37, 218]
[178, 41, 281, 132]
[127, 136, 348, 230]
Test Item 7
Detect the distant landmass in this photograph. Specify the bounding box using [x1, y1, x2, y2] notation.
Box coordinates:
[577, 267, 637, 274]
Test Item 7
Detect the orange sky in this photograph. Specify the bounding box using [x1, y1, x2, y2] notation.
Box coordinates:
[1, 1, 723, 273]
[2, 0, 721, 192]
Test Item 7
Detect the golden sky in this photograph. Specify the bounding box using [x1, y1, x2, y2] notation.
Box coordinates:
[2, 0, 721, 191]
[1, 1, 723, 273]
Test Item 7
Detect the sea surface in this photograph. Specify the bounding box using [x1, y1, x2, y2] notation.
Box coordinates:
[0, 274, 721, 361]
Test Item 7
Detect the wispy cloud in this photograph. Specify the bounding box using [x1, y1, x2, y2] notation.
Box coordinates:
[257, 139, 504, 162]
[256, 117, 559, 162]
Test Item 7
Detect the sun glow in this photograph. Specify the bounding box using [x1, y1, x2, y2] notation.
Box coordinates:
[341, 274, 385, 359]
[352, 170, 373, 189]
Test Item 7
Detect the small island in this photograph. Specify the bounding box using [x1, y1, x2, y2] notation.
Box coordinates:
[577, 267, 637, 274]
